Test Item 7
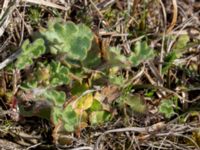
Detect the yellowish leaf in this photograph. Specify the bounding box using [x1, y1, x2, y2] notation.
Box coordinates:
[74, 93, 93, 111]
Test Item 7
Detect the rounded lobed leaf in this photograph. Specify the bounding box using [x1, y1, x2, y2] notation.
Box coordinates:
[69, 36, 91, 60]
[77, 24, 93, 41]
[52, 107, 63, 125]
[129, 41, 154, 66]
[40, 21, 93, 60]
[158, 100, 176, 118]
[49, 60, 69, 86]
[64, 21, 78, 36]
[16, 57, 33, 70]
[43, 90, 66, 107]
[62, 105, 78, 132]
[16, 38, 46, 70]
[107, 47, 130, 67]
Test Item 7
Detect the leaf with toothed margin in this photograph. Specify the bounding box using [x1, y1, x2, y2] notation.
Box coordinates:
[48, 60, 69, 86]
[62, 105, 78, 132]
[129, 41, 154, 66]
[43, 90, 66, 107]
[41, 21, 93, 60]
[16, 38, 46, 70]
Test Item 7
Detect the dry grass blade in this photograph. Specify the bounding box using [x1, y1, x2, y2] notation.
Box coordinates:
[69, 146, 93, 150]
[21, 0, 69, 10]
[158, 0, 167, 76]
[147, 60, 164, 85]
[167, 0, 178, 33]
[88, 0, 103, 18]
[0, 0, 17, 36]
[0, 0, 9, 18]
[96, 0, 115, 9]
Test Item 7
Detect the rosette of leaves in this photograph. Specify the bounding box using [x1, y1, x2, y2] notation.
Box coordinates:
[129, 41, 154, 66]
[41, 21, 93, 60]
[16, 38, 46, 70]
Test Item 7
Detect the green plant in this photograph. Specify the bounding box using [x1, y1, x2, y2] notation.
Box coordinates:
[41, 21, 93, 60]
[107, 47, 131, 67]
[14, 21, 93, 132]
[121, 93, 146, 114]
[158, 97, 179, 118]
[144, 89, 156, 98]
[16, 39, 45, 70]
[162, 52, 177, 74]
[14, 20, 155, 133]
[20, 61, 69, 90]
[43, 90, 66, 107]
[129, 41, 154, 66]
[89, 111, 111, 125]
[161, 34, 190, 73]
[28, 7, 42, 24]
[62, 105, 78, 132]
[172, 34, 190, 57]
[47, 60, 69, 86]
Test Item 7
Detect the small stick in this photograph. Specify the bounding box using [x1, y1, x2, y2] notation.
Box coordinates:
[0, 49, 21, 70]
[94, 122, 166, 150]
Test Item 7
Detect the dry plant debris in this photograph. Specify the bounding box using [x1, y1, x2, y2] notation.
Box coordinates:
[0, 0, 200, 149]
